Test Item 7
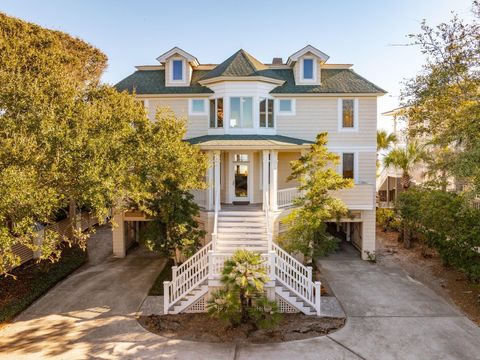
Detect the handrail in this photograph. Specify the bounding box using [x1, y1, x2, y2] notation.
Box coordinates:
[212, 209, 218, 251]
[163, 241, 213, 313]
[272, 242, 320, 314]
[277, 187, 302, 208]
[265, 188, 272, 251]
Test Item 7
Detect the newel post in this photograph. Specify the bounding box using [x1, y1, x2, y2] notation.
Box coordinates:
[163, 281, 170, 314]
[315, 281, 321, 316]
[208, 250, 214, 279]
[269, 250, 276, 281]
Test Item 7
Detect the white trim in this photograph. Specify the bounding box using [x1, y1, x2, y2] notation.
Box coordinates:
[189, 99, 207, 116]
[276, 99, 296, 116]
[338, 98, 359, 132]
[287, 45, 330, 65]
[157, 47, 199, 66]
[300, 57, 317, 83]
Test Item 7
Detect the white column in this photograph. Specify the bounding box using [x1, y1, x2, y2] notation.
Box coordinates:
[269, 150, 278, 211]
[214, 150, 221, 211]
[207, 151, 214, 210]
[262, 150, 270, 211]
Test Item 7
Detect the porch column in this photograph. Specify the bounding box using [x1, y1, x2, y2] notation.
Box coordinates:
[112, 212, 126, 258]
[214, 150, 221, 211]
[206, 151, 214, 210]
[269, 150, 278, 211]
[262, 150, 270, 211]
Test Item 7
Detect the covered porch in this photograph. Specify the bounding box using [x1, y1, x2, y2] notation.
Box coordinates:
[187, 135, 313, 211]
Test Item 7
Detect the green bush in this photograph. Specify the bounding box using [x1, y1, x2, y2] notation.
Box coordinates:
[0, 245, 87, 323]
[397, 189, 480, 282]
[376, 208, 398, 232]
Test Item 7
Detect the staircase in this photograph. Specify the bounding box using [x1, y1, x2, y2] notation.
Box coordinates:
[163, 208, 321, 316]
[216, 210, 268, 253]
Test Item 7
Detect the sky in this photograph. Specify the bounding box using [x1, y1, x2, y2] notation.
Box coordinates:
[1, 0, 475, 130]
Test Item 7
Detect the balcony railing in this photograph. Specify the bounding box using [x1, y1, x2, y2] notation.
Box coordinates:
[277, 187, 302, 208]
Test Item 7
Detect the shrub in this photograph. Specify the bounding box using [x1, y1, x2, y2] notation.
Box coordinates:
[396, 188, 480, 282]
[376, 208, 397, 232]
[206, 249, 281, 329]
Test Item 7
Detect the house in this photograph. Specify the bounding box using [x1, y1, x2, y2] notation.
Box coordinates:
[114, 45, 385, 315]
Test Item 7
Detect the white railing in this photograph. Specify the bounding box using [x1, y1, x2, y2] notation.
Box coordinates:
[277, 187, 302, 208]
[209, 252, 271, 278]
[191, 189, 206, 209]
[473, 198, 480, 210]
[265, 189, 273, 251]
[272, 242, 321, 315]
[163, 241, 213, 313]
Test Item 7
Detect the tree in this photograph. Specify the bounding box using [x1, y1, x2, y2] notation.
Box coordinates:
[383, 142, 426, 190]
[281, 132, 353, 261]
[207, 249, 280, 328]
[377, 129, 398, 172]
[0, 13, 149, 274]
[135, 108, 208, 264]
[401, 1, 480, 194]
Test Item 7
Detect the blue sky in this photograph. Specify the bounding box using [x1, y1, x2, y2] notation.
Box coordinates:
[1, 0, 474, 129]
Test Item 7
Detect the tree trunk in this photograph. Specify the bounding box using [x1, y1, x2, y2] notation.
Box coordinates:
[240, 289, 249, 323]
[403, 223, 411, 249]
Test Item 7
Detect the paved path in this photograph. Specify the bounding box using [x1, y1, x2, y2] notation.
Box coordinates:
[0, 245, 479, 359]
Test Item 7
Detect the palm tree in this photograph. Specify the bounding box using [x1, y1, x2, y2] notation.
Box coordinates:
[383, 141, 426, 190]
[377, 129, 398, 152]
[383, 142, 426, 248]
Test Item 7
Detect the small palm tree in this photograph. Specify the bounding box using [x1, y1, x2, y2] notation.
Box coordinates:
[221, 249, 269, 322]
[383, 141, 426, 190]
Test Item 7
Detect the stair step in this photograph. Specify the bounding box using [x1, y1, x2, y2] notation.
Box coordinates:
[218, 232, 267, 238]
[216, 246, 269, 253]
[218, 221, 265, 227]
[219, 211, 264, 216]
[217, 227, 266, 233]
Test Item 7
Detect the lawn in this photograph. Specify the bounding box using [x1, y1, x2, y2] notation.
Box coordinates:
[148, 258, 174, 296]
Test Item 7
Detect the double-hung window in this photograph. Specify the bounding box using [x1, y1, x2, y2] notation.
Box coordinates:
[342, 153, 355, 180]
[230, 97, 253, 128]
[259, 98, 274, 128]
[209, 98, 224, 128]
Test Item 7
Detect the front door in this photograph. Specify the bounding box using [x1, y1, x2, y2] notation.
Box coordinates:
[233, 154, 249, 202]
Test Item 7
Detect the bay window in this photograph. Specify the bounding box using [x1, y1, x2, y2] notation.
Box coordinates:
[209, 98, 224, 128]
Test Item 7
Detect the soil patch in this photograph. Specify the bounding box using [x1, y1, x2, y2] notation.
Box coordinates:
[138, 313, 345, 343]
[376, 226, 480, 325]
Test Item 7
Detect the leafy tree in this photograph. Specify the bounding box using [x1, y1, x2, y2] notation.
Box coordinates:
[135, 108, 208, 264]
[0, 13, 149, 274]
[401, 1, 480, 194]
[281, 132, 353, 261]
[377, 129, 398, 172]
[207, 249, 280, 328]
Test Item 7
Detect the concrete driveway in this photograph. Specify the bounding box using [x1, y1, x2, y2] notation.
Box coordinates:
[0, 245, 479, 359]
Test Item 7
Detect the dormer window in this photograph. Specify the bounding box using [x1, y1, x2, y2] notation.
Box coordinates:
[302, 58, 314, 80]
[172, 59, 184, 81]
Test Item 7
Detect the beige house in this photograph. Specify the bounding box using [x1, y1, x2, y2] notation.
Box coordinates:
[114, 45, 385, 315]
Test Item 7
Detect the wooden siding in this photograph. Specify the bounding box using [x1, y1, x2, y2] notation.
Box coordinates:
[331, 184, 375, 210]
[278, 151, 300, 190]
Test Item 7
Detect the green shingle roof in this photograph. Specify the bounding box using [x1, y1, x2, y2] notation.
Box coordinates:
[199, 49, 283, 81]
[115, 69, 213, 94]
[186, 134, 313, 147]
[269, 68, 386, 94]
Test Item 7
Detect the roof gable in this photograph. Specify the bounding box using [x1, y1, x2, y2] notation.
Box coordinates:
[287, 45, 330, 66]
[156, 47, 199, 66]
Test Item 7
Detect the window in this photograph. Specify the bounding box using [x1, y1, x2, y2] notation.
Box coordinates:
[229, 97, 253, 128]
[190, 99, 206, 115]
[302, 58, 314, 80]
[259, 98, 274, 128]
[339, 99, 358, 131]
[172, 59, 183, 81]
[209, 98, 223, 128]
[277, 99, 295, 115]
[342, 153, 354, 179]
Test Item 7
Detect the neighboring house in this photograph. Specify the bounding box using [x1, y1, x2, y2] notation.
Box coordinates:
[114, 45, 385, 315]
[377, 107, 465, 208]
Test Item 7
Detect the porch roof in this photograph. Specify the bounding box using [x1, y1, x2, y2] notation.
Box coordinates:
[185, 134, 313, 149]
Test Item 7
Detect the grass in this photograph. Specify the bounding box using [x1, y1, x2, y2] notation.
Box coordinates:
[0, 244, 87, 324]
[148, 258, 174, 296]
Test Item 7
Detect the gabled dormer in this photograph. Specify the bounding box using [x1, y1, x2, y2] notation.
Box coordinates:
[157, 47, 199, 87]
[286, 45, 329, 86]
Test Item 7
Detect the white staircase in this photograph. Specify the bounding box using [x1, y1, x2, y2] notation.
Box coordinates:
[163, 208, 321, 316]
[216, 210, 268, 253]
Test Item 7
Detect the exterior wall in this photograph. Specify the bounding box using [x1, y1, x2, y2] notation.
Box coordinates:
[361, 210, 376, 259]
[112, 212, 126, 258]
[146, 98, 208, 139]
[278, 151, 300, 189]
[331, 184, 375, 210]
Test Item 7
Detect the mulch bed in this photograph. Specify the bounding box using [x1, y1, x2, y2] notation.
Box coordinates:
[138, 313, 345, 343]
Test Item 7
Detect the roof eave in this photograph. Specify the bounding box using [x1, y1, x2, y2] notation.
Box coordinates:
[199, 76, 285, 86]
